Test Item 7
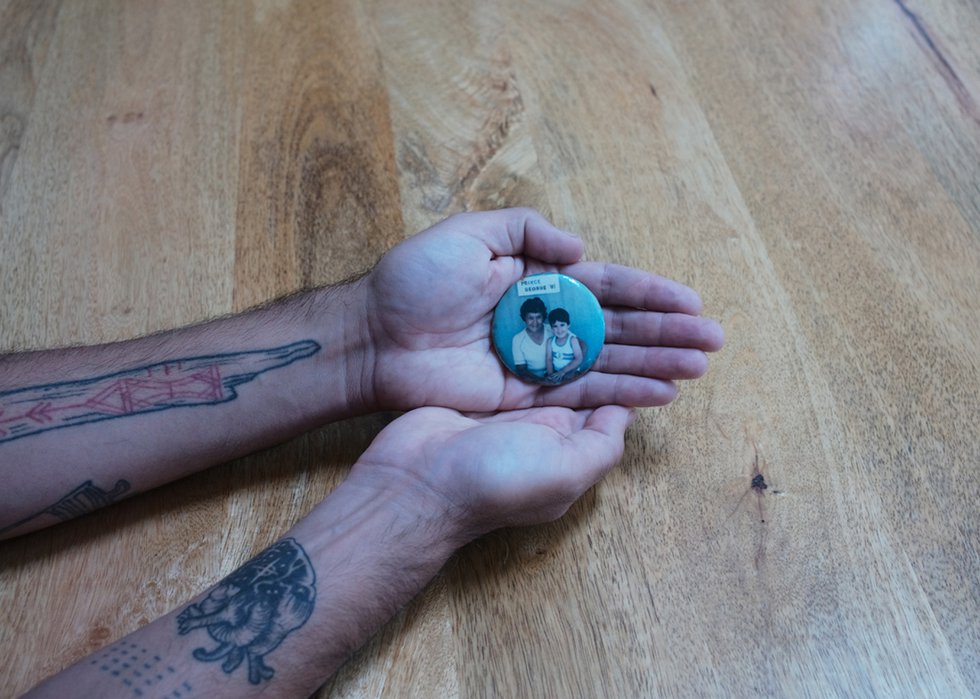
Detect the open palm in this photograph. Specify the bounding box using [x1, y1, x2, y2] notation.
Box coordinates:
[362, 208, 723, 411]
[348, 405, 635, 534]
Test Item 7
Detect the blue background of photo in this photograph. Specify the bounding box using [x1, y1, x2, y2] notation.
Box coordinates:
[492, 274, 605, 378]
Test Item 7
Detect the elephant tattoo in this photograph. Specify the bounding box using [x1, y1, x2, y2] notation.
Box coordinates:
[177, 538, 316, 685]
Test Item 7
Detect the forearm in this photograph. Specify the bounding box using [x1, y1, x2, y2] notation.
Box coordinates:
[23, 475, 465, 698]
[514, 363, 535, 381]
[0, 281, 373, 539]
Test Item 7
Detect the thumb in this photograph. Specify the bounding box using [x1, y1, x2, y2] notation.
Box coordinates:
[564, 405, 632, 488]
[463, 208, 585, 263]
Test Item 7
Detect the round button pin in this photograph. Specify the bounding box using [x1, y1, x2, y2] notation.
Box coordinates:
[492, 272, 605, 385]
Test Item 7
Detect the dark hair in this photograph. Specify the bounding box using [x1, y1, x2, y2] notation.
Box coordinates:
[520, 297, 547, 320]
[548, 308, 570, 325]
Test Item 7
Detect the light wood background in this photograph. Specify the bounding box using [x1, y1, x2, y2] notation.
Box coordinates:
[1, 0, 978, 696]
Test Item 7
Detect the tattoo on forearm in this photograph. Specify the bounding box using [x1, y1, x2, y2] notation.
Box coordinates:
[89, 641, 192, 697]
[0, 478, 130, 536]
[177, 538, 316, 685]
[0, 341, 320, 443]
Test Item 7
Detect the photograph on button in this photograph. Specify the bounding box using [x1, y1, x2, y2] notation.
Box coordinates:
[492, 273, 605, 386]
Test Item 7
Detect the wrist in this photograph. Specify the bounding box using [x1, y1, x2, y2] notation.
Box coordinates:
[331, 463, 477, 551]
[298, 276, 377, 417]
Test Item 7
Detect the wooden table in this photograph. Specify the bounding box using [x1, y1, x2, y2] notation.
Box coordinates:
[2, 1, 978, 696]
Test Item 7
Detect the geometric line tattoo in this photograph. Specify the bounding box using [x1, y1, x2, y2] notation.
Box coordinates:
[177, 538, 316, 685]
[0, 340, 320, 444]
[0, 478, 130, 536]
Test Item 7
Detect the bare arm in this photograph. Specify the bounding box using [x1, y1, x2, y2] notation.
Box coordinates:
[511, 333, 535, 381]
[24, 475, 460, 698]
[0, 283, 372, 540]
[564, 335, 586, 375]
[24, 405, 633, 697]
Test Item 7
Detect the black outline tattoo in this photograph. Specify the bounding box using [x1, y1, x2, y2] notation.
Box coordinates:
[177, 538, 316, 685]
[0, 340, 320, 444]
[0, 479, 130, 536]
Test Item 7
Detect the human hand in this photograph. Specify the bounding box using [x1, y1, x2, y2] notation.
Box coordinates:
[356, 208, 724, 412]
[345, 405, 634, 537]
[546, 371, 567, 384]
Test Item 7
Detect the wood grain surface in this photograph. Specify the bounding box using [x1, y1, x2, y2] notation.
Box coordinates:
[2, 0, 978, 696]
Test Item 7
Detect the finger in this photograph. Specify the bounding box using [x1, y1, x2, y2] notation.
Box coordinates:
[460, 208, 585, 264]
[531, 373, 679, 409]
[581, 404, 634, 439]
[605, 309, 725, 351]
[559, 261, 703, 314]
[593, 345, 710, 380]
